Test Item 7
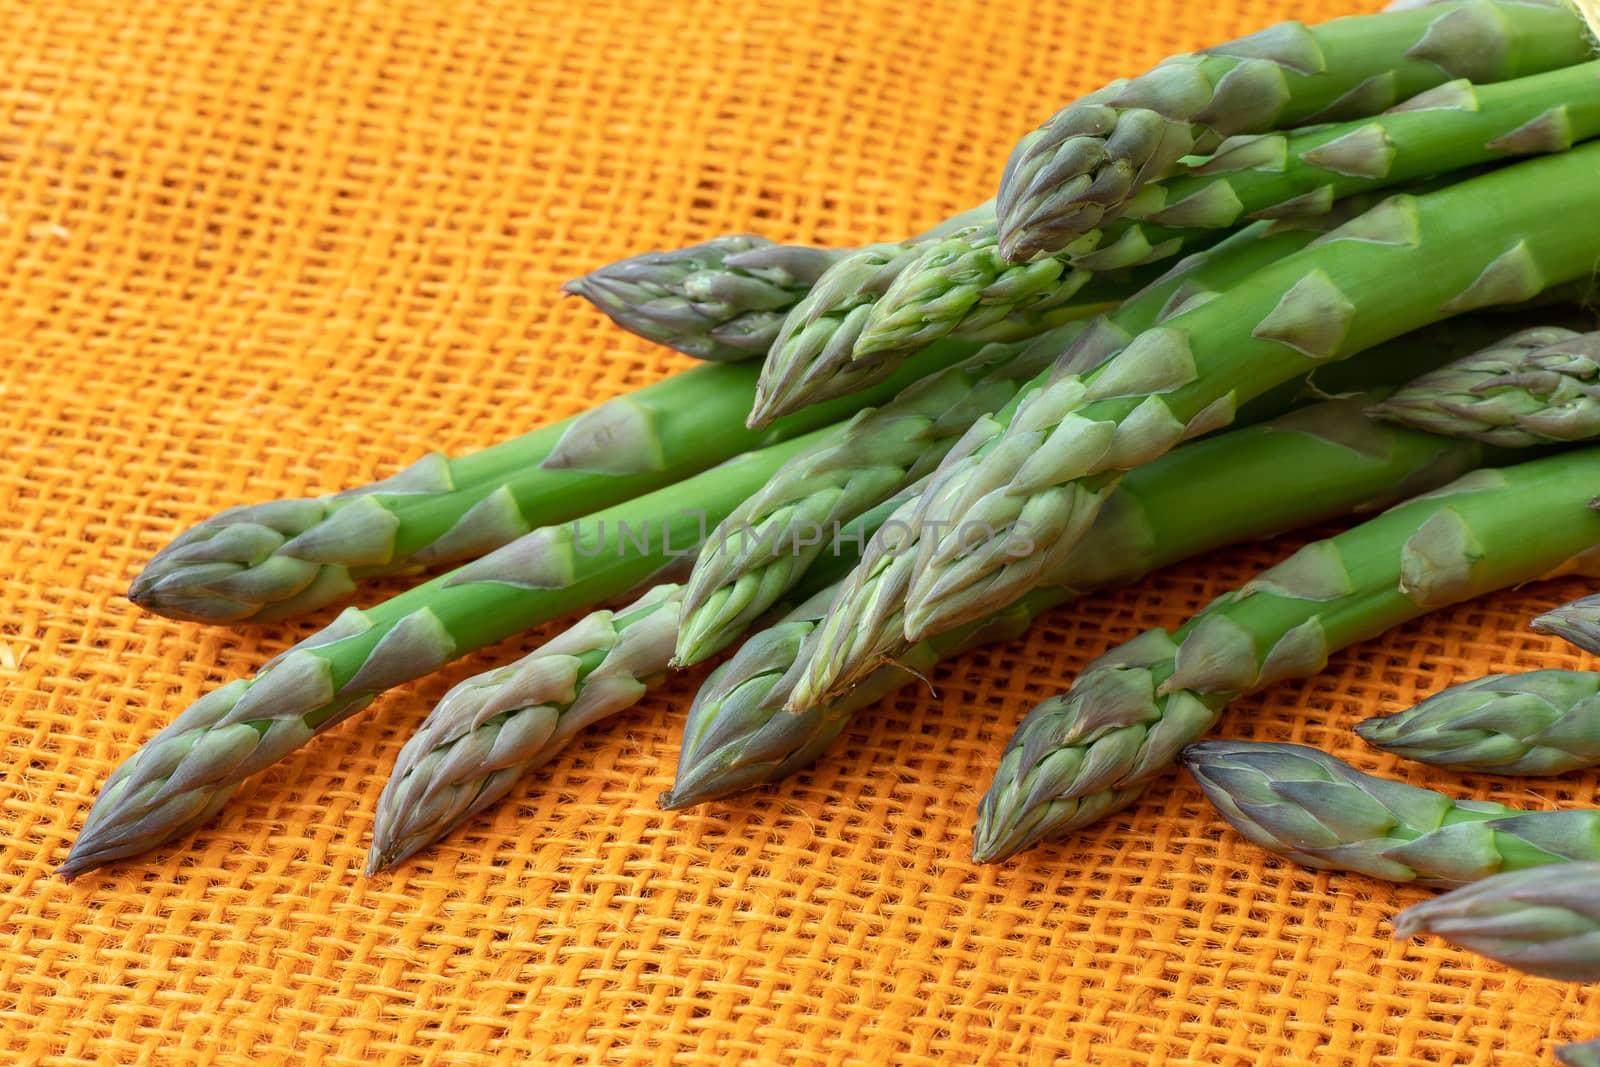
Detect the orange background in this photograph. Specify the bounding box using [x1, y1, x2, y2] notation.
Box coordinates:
[4, 0, 1598, 1063]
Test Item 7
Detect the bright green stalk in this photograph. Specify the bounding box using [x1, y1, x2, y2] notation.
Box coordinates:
[562, 237, 844, 362]
[129, 337, 977, 625]
[1393, 861, 1600, 980]
[1181, 740, 1600, 887]
[857, 60, 1600, 359]
[364, 498, 904, 871]
[676, 221, 1333, 668]
[900, 146, 1600, 646]
[1356, 670, 1600, 774]
[789, 309, 1536, 708]
[1374, 326, 1600, 444]
[665, 393, 1491, 807]
[61, 430, 830, 878]
[975, 448, 1600, 864]
[995, 0, 1592, 260]
[1534, 594, 1600, 655]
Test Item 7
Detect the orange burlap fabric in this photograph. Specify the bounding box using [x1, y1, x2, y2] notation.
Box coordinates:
[4, 0, 1597, 1063]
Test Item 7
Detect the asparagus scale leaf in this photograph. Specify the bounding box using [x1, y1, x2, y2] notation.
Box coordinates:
[63, 430, 831, 877]
[1393, 862, 1600, 981]
[1182, 740, 1600, 887]
[975, 448, 1600, 864]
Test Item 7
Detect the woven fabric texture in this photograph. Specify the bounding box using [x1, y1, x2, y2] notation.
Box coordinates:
[4, 0, 1598, 1063]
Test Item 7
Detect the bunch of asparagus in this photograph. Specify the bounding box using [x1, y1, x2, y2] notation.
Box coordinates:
[67, 10, 1600, 1012]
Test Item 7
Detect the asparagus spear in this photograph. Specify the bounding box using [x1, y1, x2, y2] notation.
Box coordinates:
[367, 498, 903, 870]
[562, 237, 843, 362]
[673, 334, 1059, 667]
[129, 339, 978, 625]
[677, 221, 1339, 667]
[994, 0, 1593, 261]
[61, 430, 830, 878]
[854, 59, 1600, 363]
[560, 202, 1001, 360]
[666, 392, 1491, 806]
[1533, 593, 1600, 655]
[1392, 862, 1600, 980]
[367, 584, 687, 872]
[975, 448, 1600, 864]
[1373, 326, 1600, 444]
[786, 313, 1539, 709]
[1562, 1040, 1600, 1067]
[1181, 740, 1600, 887]
[748, 252, 1137, 429]
[898, 145, 1600, 646]
[1356, 671, 1600, 774]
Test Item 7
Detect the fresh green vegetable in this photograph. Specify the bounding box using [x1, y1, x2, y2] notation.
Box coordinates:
[784, 310, 1552, 709]
[1182, 740, 1600, 886]
[994, 0, 1593, 260]
[62, 430, 830, 878]
[367, 584, 687, 873]
[678, 219, 1339, 668]
[1533, 594, 1600, 656]
[1393, 861, 1600, 980]
[366, 496, 905, 869]
[1356, 670, 1600, 774]
[975, 449, 1600, 864]
[563, 237, 843, 362]
[1560, 1039, 1600, 1067]
[129, 338, 979, 625]
[857, 59, 1600, 361]
[1373, 326, 1600, 444]
[898, 146, 1600, 647]
[668, 392, 1490, 806]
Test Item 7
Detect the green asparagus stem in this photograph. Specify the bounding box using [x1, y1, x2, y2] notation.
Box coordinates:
[129, 338, 978, 625]
[900, 146, 1600, 646]
[677, 221, 1337, 669]
[666, 393, 1491, 807]
[1356, 670, 1600, 774]
[1534, 594, 1600, 655]
[788, 309, 1553, 709]
[1560, 1039, 1600, 1067]
[1373, 326, 1600, 444]
[62, 430, 831, 878]
[366, 498, 905, 870]
[975, 448, 1600, 864]
[1181, 740, 1600, 887]
[672, 331, 1063, 667]
[994, 0, 1592, 261]
[562, 237, 844, 362]
[855, 59, 1600, 362]
[1393, 862, 1600, 980]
